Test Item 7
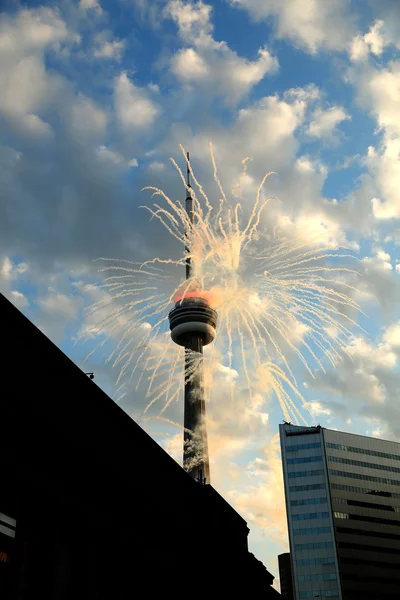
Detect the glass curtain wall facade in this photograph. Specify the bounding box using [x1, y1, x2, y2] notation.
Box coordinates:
[280, 425, 341, 600]
[280, 424, 400, 600]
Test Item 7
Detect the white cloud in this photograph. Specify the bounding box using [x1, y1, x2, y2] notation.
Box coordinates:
[303, 400, 332, 418]
[349, 60, 400, 221]
[37, 291, 82, 341]
[1, 256, 28, 280]
[171, 46, 278, 104]
[369, 138, 400, 220]
[350, 20, 387, 61]
[79, 0, 103, 14]
[164, 83, 355, 261]
[167, 0, 212, 41]
[96, 145, 138, 169]
[278, 208, 353, 249]
[232, 93, 307, 155]
[68, 95, 108, 144]
[172, 47, 209, 80]
[0, 7, 75, 136]
[365, 62, 400, 137]
[310, 322, 400, 439]
[230, 0, 355, 53]
[149, 161, 166, 172]
[39, 292, 79, 320]
[383, 320, 400, 351]
[227, 435, 288, 545]
[215, 362, 239, 380]
[369, 421, 387, 439]
[21, 114, 54, 139]
[93, 32, 125, 60]
[0, 7, 70, 55]
[167, 0, 278, 105]
[0, 53, 55, 120]
[0, 257, 29, 309]
[10, 290, 29, 308]
[353, 3, 400, 59]
[353, 247, 400, 311]
[295, 156, 327, 175]
[307, 106, 350, 140]
[363, 20, 386, 55]
[163, 86, 316, 206]
[114, 72, 160, 129]
[346, 335, 397, 370]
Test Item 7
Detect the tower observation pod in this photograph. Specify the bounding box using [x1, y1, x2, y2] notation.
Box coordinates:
[169, 298, 217, 348]
[168, 152, 218, 484]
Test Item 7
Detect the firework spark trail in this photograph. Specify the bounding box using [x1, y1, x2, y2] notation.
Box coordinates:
[81, 143, 362, 427]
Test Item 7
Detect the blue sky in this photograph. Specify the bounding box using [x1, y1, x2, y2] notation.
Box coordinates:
[1, 0, 400, 589]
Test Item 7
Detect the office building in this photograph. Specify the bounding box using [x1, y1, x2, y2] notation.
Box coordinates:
[0, 293, 282, 598]
[280, 423, 400, 600]
[278, 552, 295, 600]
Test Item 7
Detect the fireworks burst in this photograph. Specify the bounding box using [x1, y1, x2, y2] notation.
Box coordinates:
[82, 143, 361, 425]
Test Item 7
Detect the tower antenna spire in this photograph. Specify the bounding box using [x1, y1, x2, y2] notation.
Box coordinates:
[185, 151, 194, 279]
[187, 151, 191, 189]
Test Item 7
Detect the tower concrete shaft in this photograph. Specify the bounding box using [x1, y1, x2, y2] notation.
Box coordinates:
[183, 334, 210, 483]
[168, 153, 216, 483]
[169, 296, 216, 482]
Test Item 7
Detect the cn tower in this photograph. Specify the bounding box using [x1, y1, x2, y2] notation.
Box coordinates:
[168, 153, 217, 483]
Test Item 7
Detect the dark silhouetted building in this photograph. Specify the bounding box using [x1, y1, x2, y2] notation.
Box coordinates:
[279, 552, 295, 600]
[280, 423, 400, 600]
[0, 293, 281, 599]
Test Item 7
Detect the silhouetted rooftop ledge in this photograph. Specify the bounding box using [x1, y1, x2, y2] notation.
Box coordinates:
[1, 293, 249, 521]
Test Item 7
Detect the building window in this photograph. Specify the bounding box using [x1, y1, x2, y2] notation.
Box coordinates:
[297, 557, 335, 566]
[292, 512, 329, 521]
[0, 511, 16, 598]
[342, 574, 400, 584]
[290, 483, 327, 493]
[336, 526, 400, 541]
[329, 469, 400, 487]
[298, 573, 337, 582]
[291, 497, 327, 507]
[0, 513, 16, 540]
[288, 456, 323, 465]
[338, 541, 400, 555]
[293, 526, 331, 536]
[337, 512, 400, 528]
[288, 469, 324, 479]
[333, 496, 400, 513]
[295, 541, 333, 551]
[326, 442, 400, 463]
[287, 442, 322, 452]
[328, 455, 400, 475]
[331, 482, 400, 498]
[341, 557, 400, 570]
[299, 590, 339, 598]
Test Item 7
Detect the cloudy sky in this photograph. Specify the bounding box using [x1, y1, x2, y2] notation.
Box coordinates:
[1, 0, 400, 588]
